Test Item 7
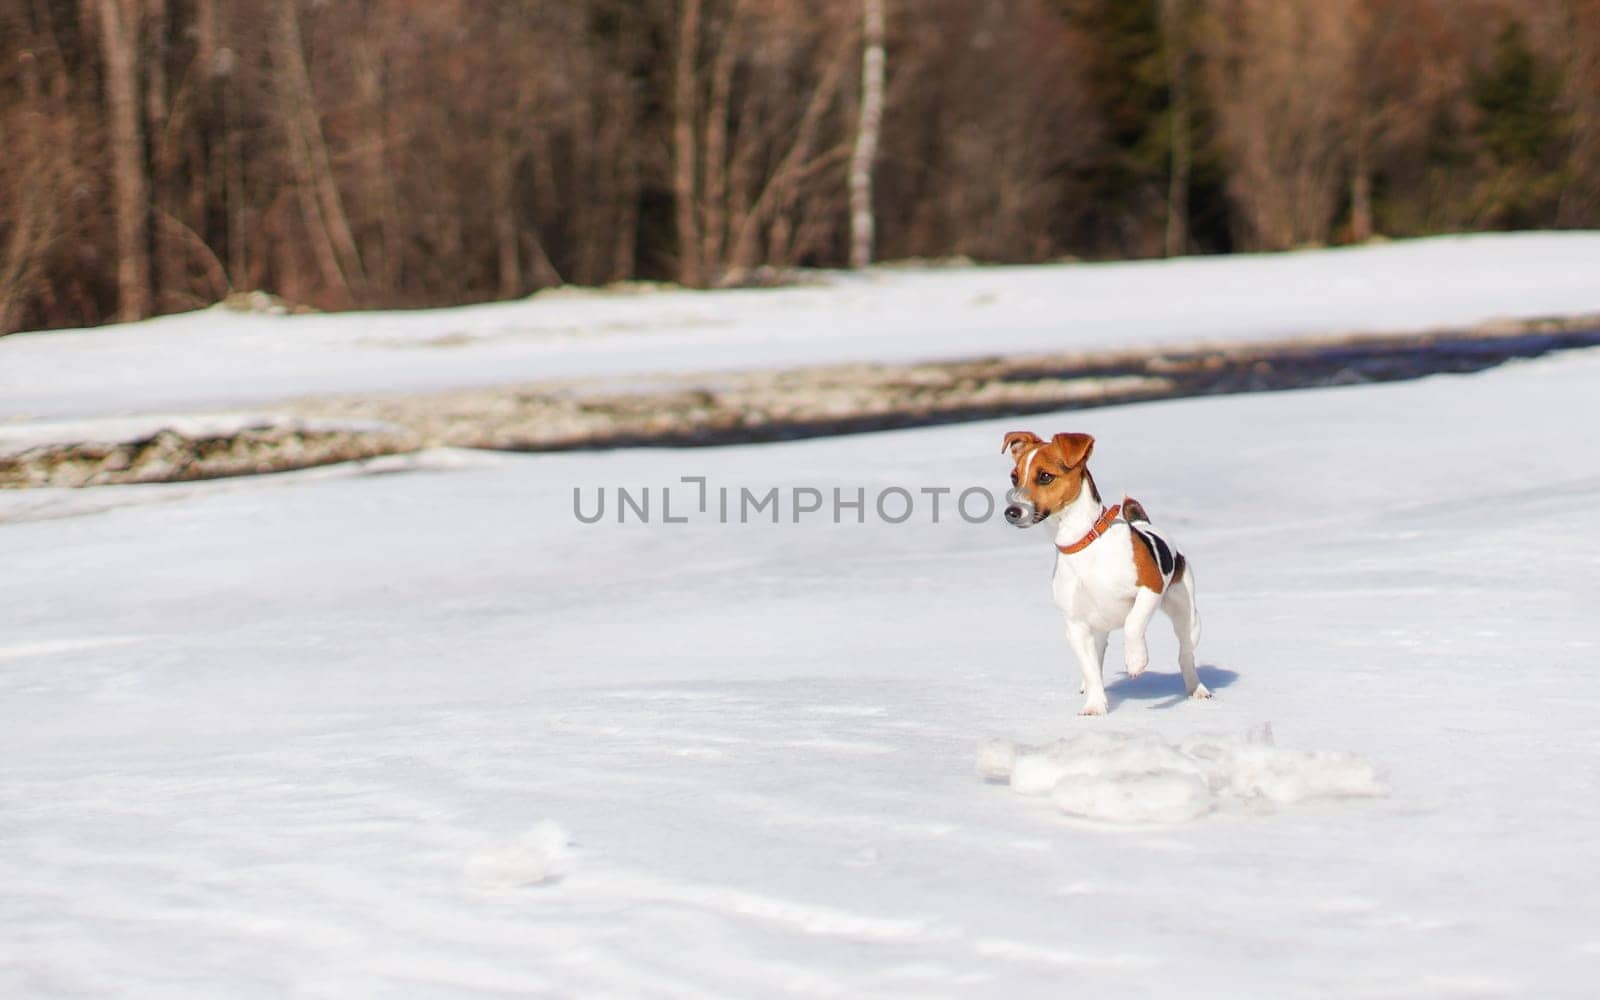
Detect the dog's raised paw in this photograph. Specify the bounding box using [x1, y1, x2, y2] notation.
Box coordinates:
[1123, 639, 1149, 677]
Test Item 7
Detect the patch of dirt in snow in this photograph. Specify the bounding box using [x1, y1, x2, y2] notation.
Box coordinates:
[6, 312, 1593, 483]
[0, 415, 418, 487]
[977, 724, 1385, 826]
[7, 312, 1598, 487]
[289, 313, 1600, 455]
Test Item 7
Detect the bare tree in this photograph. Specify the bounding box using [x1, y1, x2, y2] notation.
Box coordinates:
[849, 0, 886, 268]
[0, 50, 65, 334]
[1346, 0, 1405, 242]
[270, 0, 364, 304]
[1200, 0, 1361, 250]
[95, 0, 152, 321]
[720, 29, 853, 280]
[6, 0, 1600, 336]
[1161, 0, 1191, 256]
[1557, 0, 1600, 224]
[673, 0, 705, 287]
[672, 0, 855, 284]
[879, 0, 1089, 262]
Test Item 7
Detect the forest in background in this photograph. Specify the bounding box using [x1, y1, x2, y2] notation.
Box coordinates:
[1, 0, 1597, 336]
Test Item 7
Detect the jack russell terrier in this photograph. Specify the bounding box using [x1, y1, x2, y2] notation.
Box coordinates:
[1002, 431, 1209, 716]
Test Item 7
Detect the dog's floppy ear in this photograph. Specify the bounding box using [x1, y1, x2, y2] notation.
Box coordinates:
[1001, 431, 1043, 457]
[1051, 432, 1095, 469]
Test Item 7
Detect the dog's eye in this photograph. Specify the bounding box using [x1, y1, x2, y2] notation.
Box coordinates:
[1037, 471, 1055, 484]
[1010, 471, 1019, 486]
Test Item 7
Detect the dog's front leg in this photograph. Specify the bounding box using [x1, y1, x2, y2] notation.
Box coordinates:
[1078, 631, 1107, 694]
[1064, 620, 1109, 716]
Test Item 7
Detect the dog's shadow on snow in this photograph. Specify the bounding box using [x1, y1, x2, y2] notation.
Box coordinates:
[1106, 664, 1239, 709]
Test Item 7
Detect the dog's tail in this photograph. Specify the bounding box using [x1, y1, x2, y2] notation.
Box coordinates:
[1121, 496, 1152, 523]
[1172, 554, 1202, 647]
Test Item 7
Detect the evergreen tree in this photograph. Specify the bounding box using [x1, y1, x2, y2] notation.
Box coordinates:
[1470, 21, 1568, 228]
[1048, 0, 1228, 256]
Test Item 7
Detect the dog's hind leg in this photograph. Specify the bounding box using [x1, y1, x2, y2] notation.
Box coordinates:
[1162, 563, 1210, 699]
[1122, 587, 1163, 678]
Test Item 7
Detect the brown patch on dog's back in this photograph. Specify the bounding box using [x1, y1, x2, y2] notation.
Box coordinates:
[1171, 552, 1186, 585]
[1131, 530, 1167, 593]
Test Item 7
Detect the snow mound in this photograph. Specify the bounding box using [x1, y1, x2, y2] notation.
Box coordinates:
[978, 724, 1385, 825]
[464, 821, 574, 887]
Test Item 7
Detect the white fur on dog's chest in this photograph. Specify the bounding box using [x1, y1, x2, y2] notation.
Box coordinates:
[1051, 529, 1138, 631]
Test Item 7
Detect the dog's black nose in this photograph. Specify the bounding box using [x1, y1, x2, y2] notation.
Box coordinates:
[1004, 505, 1024, 523]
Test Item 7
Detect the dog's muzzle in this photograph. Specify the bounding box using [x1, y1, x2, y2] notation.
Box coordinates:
[1004, 489, 1036, 528]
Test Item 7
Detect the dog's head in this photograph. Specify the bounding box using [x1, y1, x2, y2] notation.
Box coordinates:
[1000, 431, 1096, 527]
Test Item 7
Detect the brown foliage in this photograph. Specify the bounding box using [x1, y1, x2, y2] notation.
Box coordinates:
[0, 0, 1596, 335]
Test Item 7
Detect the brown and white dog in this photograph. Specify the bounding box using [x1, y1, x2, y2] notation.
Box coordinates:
[1002, 431, 1209, 715]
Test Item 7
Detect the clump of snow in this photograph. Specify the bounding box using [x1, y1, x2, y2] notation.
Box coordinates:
[1052, 773, 1215, 826]
[464, 821, 574, 887]
[979, 724, 1385, 825]
[974, 739, 1018, 782]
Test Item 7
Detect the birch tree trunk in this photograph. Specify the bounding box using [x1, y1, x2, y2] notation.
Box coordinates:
[96, 0, 152, 321]
[849, 0, 886, 269]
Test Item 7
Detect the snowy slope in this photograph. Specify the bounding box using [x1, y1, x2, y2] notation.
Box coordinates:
[3, 346, 1599, 996]
[4, 232, 1600, 422]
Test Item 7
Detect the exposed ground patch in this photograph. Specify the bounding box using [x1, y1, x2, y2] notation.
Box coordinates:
[0, 416, 417, 488]
[4, 314, 1597, 487]
[294, 314, 1600, 452]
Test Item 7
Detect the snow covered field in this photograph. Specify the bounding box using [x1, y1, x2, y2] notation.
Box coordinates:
[5, 336, 1600, 996]
[5, 232, 1600, 423]
[5, 236, 1600, 996]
